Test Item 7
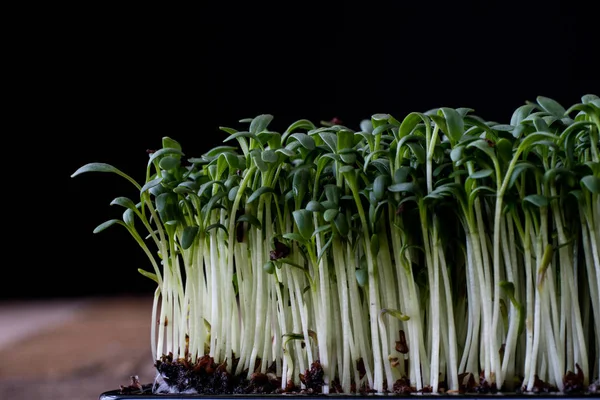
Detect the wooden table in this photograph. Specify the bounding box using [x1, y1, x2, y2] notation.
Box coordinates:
[0, 296, 156, 400]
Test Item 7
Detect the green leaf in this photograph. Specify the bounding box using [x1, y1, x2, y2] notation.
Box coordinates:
[370, 159, 390, 176]
[237, 214, 262, 229]
[222, 152, 240, 169]
[360, 119, 373, 133]
[322, 152, 341, 162]
[370, 234, 380, 257]
[219, 126, 238, 135]
[566, 103, 596, 116]
[282, 331, 304, 345]
[558, 121, 593, 145]
[156, 192, 174, 221]
[407, 142, 426, 164]
[323, 208, 339, 223]
[71, 162, 116, 176]
[319, 131, 338, 153]
[159, 156, 180, 171]
[334, 213, 349, 237]
[340, 165, 358, 191]
[246, 186, 275, 203]
[261, 150, 278, 164]
[289, 133, 316, 150]
[110, 196, 137, 210]
[267, 132, 282, 150]
[257, 131, 276, 146]
[373, 175, 388, 201]
[93, 219, 123, 234]
[523, 194, 549, 208]
[355, 268, 368, 287]
[306, 200, 325, 213]
[71, 163, 142, 191]
[510, 104, 538, 126]
[429, 183, 464, 201]
[432, 162, 451, 178]
[251, 150, 269, 172]
[440, 108, 464, 143]
[429, 114, 448, 135]
[174, 181, 199, 194]
[263, 261, 275, 274]
[468, 186, 496, 205]
[203, 191, 226, 216]
[337, 129, 355, 150]
[181, 226, 199, 250]
[282, 232, 307, 244]
[517, 132, 558, 153]
[140, 177, 163, 194]
[398, 134, 426, 149]
[543, 167, 576, 187]
[496, 138, 513, 164]
[363, 149, 388, 171]
[356, 130, 375, 150]
[292, 168, 310, 202]
[393, 167, 412, 184]
[371, 123, 394, 137]
[449, 169, 468, 179]
[198, 180, 223, 197]
[149, 182, 167, 197]
[493, 124, 514, 132]
[276, 147, 295, 157]
[162, 137, 182, 152]
[321, 200, 338, 210]
[500, 280, 515, 299]
[340, 152, 357, 165]
[585, 161, 600, 176]
[467, 139, 497, 162]
[312, 224, 332, 237]
[325, 185, 341, 204]
[371, 113, 390, 126]
[537, 244, 554, 286]
[203, 145, 238, 158]
[293, 209, 314, 240]
[568, 189, 584, 203]
[379, 308, 410, 322]
[456, 107, 474, 117]
[249, 114, 274, 134]
[581, 175, 600, 194]
[388, 182, 418, 194]
[507, 162, 537, 189]
[450, 145, 465, 163]
[224, 131, 257, 143]
[282, 119, 316, 141]
[123, 208, 135, 227]
[532, 117, 549, 133]
[537, 96, 566, 117]
[316, 236, 333, 264]
[137, 268, 158, 283]
[148, 148, 184, 167]
[205, 223, 228, 234]
[582, 94, 599, 104]
[469, 169, 493, 179]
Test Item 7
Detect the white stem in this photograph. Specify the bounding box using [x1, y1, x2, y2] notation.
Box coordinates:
[439, 247, 458, 390]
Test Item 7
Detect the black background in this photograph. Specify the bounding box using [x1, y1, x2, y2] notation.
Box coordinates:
[21, 2, 597, 299]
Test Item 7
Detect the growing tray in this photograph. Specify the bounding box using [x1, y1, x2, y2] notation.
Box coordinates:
[99, 384, 597, 400]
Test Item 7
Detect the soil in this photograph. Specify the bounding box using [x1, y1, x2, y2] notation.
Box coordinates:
[117, 353, 600, 396]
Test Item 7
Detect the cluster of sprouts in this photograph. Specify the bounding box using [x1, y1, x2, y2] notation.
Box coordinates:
[73, 95, 600, 393]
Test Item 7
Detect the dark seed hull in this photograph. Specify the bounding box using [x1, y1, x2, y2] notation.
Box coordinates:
[118, 354, 600, 396]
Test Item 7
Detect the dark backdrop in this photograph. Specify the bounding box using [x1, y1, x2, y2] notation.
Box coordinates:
[23, 2, 597, 299]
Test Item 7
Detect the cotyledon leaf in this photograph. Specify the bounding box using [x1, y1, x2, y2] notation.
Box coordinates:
[71, 163, 142, 191]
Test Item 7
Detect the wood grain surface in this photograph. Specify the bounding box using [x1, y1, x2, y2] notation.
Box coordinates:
[0, 296, 156, 400]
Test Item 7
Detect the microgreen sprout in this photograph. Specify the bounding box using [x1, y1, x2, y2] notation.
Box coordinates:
[72, 95, 600, 394]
